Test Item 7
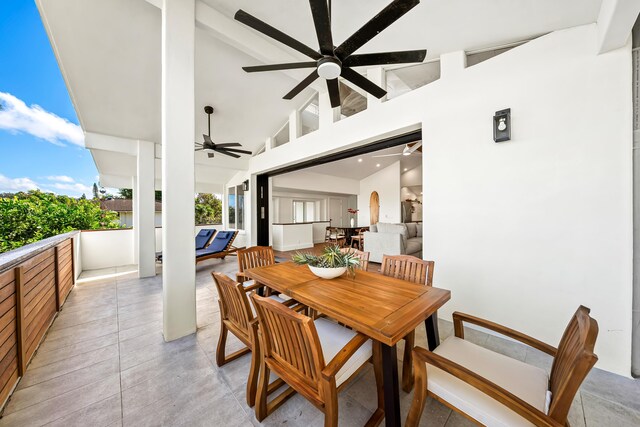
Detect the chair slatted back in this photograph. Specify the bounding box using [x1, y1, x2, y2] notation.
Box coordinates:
[548, 306, 598, 423]
[340, 248, 370, 271]
[381, 255, 434, 286]
[238, 246, 275, 277]
[252, 294, 325, 399]
[212, 272, 252, 341]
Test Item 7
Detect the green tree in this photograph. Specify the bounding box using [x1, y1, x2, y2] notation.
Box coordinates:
[0, 190, 120, 253]
[117, 188, 162, 201]
[195, 193, 222, 224]
[92, 183, 99, 199]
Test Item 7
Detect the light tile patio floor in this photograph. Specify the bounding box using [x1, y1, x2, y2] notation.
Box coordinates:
[0, 258, 638, 426]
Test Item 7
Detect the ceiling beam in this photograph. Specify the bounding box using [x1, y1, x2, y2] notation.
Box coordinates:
[596, 0, 640, 53]
[145, 0, 323, 93]
[85, 132, 145, 155]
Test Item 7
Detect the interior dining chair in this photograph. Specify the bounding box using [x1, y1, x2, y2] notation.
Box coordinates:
[339, 247, 370, 271]
[211, 272, 298, 407]
[381, 254, 435, 392]
[325, 226, 345, 247]
[406, 306, 599, 427]
[251, 293, 385, 427]
[350, 228, 365, 250]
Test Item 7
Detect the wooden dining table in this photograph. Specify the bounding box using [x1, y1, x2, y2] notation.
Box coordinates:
[243, 262, 451, 427]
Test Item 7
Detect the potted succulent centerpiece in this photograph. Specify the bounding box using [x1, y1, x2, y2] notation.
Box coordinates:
[292, 245, 360, 279]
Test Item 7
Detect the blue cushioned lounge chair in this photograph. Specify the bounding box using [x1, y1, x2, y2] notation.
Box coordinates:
[156, 228, 216, 262]
[196, 230, 240, 264]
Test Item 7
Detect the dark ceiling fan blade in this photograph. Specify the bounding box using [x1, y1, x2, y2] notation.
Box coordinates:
[194, 142, 203, 146]
[283, 70, 319, 100]
[208, 152, 215, 158]
[243, 62, 317, 73]
[343, 49, 426, 67]
[340, 67, 387, 98]
[334, 0, 420, 60]
[327, 78, 340, 108]
[203, 134, 213, 144]
[217, 147, 253, 155]
[195, 147, 205, 151]
[213, 143, 242, 148]
[309, 0, 334, 55]
[215, 150, 241, 159]
[235, 10, 322, 60]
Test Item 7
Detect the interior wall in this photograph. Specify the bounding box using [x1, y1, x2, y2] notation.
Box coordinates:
[358, 161, 402, 226]
[248, 24, 633, 376]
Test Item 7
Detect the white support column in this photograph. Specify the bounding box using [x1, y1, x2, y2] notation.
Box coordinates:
[596, 0, 640, 53]
[367, 67, 387, 106]
[288, 109, 301, 142]
[440, 50, 467, 78]
[161, 0, 196, 341]
[264, 136, 274, 152]
[319, 90, 340, 129]
[135, 140, 156, 278]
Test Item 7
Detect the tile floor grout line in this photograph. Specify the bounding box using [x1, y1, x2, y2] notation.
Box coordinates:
[580, 391, 587, 427]
[26, 337, 118, 371]
[40, 392, 122, 427]
[17, 349, 119, 391]
[3, 368, 120, 419]
[115, 277, 125, 425]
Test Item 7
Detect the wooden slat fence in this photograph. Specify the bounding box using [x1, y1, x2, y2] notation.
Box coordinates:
[0, 232, 77, 408]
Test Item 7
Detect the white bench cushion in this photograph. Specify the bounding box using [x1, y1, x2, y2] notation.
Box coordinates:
[427, 336, 549, 427]
[314, 318, 372, 387]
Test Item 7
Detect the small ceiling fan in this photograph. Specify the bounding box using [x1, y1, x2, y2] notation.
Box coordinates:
[235, 0, 427, 108]
[195, 106, 252, 159]
[373, 141, 422, 158]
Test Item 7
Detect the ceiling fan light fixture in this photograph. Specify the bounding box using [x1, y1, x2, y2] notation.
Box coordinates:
[317, 57, 342, 80]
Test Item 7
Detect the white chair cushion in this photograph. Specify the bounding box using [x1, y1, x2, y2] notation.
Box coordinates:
[250, 294, 288, 317]
[314, 318, 372, 387]
[427, 336, 549, 427]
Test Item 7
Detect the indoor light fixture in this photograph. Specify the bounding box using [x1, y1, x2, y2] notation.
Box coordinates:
[317, 57, 342, 80]
[404, 168, 408, 171]
[358, 158, 363, 162]
[376, 163, 380, 167]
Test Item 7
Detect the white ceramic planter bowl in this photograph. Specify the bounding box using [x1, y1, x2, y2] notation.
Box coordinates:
[308, 265, 347, 279]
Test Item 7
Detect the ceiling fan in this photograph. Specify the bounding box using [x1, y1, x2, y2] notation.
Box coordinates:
[373, 141, 422, 158]
[235, 0, 427, 108]
[195, 106, 252, 159]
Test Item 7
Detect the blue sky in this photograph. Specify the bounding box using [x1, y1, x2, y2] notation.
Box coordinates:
[0, 0, 98, 197]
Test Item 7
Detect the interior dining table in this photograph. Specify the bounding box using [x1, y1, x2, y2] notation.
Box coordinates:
[243, 262, 451, 427]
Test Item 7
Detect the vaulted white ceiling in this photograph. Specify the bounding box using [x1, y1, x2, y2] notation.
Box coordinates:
[37, 0, 603, 178]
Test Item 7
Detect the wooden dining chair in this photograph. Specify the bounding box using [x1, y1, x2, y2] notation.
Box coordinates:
[251, 293, 385, 427]
[325, 227, 345, 246]
[350, 228, 365, 250]
[339, 247, 370, 271]
[381, 254, 435, 392]
[406, 306, 599, 427]
[236, 245, 275, 288]
[211, 272, 295, 407]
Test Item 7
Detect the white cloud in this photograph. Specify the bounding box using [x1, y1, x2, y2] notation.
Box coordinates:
[0, 174, 39, 192]
[49, 182, 92, 194]
[0, 92, 84, 147]
[46, 175, 74, 183]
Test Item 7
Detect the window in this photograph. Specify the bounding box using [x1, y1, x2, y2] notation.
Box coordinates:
[300, 94, 319, 136]
[227, 185, 245, 230]
[236, 184, 244, 231]
[339, 82, 366, 118]
[293, 200, 316, 223]
[274, 122, 290, 147]
[385, 60, 441, 100]
[228, 187, 235, 228]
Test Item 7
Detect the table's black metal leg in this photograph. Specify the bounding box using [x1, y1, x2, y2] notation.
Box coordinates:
[381, 343, 401, 427]
[425, 311, 440, 351]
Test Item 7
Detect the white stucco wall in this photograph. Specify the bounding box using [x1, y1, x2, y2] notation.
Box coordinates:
[246, 24, 633, 376]
[80, 229, 135, 270]
[358, 161, 402, 226]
